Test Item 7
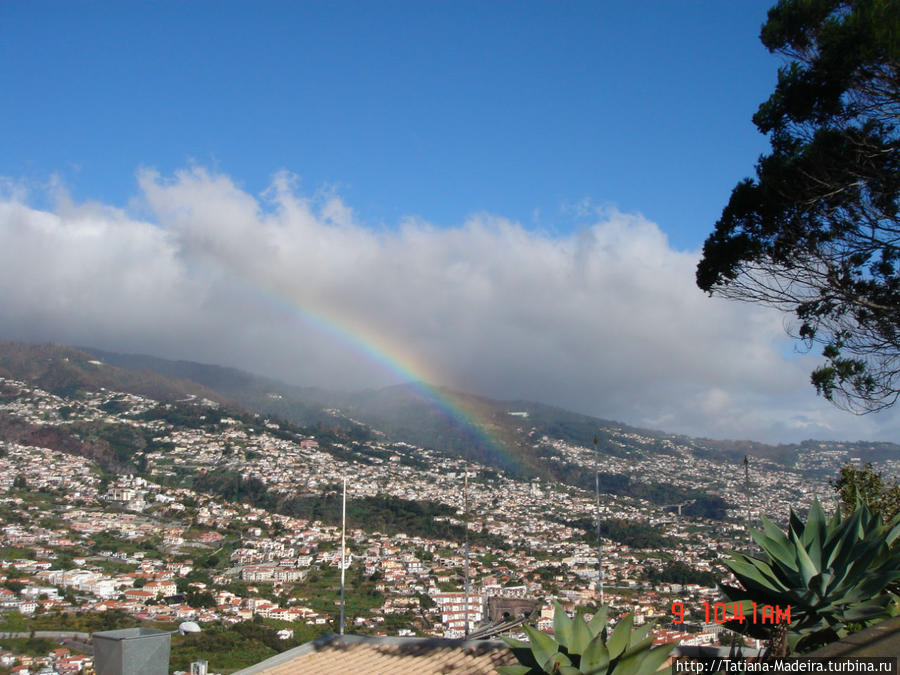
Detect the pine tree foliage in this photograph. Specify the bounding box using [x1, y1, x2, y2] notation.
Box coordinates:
[697, 0, 900, 412]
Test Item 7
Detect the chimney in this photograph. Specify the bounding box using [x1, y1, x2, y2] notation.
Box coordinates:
[91, 627, 171, 675]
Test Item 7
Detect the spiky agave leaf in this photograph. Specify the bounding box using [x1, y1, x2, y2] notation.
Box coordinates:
[587, 606, 609, 635]
[609, 641, 673, 675]
[887, 518, 900, 546]
[626, 622, 653, 648]
[553, 601, 574, 652]
[750, 528, 797, 573]
[579, 633, 610, 674]
[605, 614, 634, 660]
[523, 623, 562, 671]
[721, 499, 900, 652]
[496, 666, 535, 675]
[502, 636, 542, 671]
[503, 607, 673, 675]
[568, 612, 595, 656]
[543, 651, 573, 672]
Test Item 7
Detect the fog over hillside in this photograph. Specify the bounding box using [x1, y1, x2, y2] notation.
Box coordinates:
[2, 176, 898, 445]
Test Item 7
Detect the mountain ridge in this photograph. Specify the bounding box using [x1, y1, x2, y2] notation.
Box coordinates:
[0, 339, 894, 473]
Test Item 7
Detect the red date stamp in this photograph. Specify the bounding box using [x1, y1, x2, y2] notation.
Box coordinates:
[672, 601, 791, 625]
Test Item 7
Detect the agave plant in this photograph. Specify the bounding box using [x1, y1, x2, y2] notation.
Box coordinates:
[498, 602, 672, 675]
[720, 499, 900, 654]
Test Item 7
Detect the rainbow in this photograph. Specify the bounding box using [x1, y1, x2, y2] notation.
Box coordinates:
[247, 285, 515, 469]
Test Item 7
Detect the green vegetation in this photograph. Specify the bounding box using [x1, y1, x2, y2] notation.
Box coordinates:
[169, 620, 322, 674]
[832, 462, 900, 522]
[99, 397, 132, 415]
[179, 620, 314, 673]
[290, 565, 383, 620]
[500, 602, 672, 675]
[555, 516, 673, 550]
[696, 0, 900, 413]
[192, 469, 509, 546]
[88, 530, 159, 555]
[0, 637, 59, 657]
[0, 611, 27, 632]
[0, 547, 37, 562]
[138, 401, 318, 448]
[184, 587, 216, 608]
[644, 561, 720, 588]
[2, 580, 26, 595]
[169, 621, 284, 672]
[720, 499, 900, 655]
[67, 420, 153, 468]
[138, 402, 225, 430]
[1, 609, 142, 633]
[552, 469, 729, 520]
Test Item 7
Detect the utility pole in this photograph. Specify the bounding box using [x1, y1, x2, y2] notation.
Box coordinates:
[339, 477, 346, 635]
[594, 436, 604, 606]
[463, 467, 471, 639]
[744, 456, 752, 547]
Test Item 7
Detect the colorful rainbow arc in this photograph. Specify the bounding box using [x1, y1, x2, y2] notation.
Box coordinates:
[253, 286, 512, 465]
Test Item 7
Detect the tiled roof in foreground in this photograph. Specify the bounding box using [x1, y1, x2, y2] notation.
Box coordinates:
[231, 633, 518, 675]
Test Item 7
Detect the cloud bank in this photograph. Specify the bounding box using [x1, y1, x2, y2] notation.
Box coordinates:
[2, 167, 897, 443]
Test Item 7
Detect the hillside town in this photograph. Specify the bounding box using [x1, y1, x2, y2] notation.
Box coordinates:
[0, 374, 896, 673]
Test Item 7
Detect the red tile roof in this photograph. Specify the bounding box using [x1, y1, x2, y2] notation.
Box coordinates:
[232, 634, 517, 675]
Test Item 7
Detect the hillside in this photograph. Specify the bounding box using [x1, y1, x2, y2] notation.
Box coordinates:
[4, 337, 898, 527]
[76, 343, 900, 476]
[0, 341, 229, 405]
[0, 339, 891, 479]
[83, 347, 351, 430]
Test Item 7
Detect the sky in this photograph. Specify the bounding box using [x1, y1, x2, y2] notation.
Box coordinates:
[2, 1, 899, 445]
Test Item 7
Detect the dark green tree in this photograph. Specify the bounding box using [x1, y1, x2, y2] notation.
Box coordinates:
[184, 587, 217, 608]
[832, 462, 900, 521]
[697, 0, 900, 412]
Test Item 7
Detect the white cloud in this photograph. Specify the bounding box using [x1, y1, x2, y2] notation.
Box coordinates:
[2, 166, 898, 444]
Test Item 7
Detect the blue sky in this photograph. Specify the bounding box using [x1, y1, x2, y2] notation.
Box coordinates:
[8, 1, 893, 445]
[2, 1, 777, 248]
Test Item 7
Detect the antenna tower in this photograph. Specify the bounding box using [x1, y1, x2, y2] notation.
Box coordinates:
[339, 477, 347, 635]
[463, 467, 471, 639]
[594, 436, 604, 606]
